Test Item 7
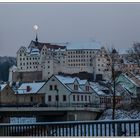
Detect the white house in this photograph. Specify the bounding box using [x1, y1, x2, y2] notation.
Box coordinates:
[38, 75, 100, 107]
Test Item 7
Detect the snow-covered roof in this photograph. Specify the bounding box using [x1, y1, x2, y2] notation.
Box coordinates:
[123, 73, 140, 87]
[78, 80, 87, 85]
[17, 82, 45, 94]
[30, 48, 40, 55]
[0, 84, 7, 91]
[10, 65, 17, 72]
[55, 75, 90, 93]
[55, 75, 79, 84]
[66, 41, 102, 50]
[90, 82, 108, 96]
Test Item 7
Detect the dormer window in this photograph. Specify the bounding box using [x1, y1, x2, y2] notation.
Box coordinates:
[74, 85, 78, 90]
[86, 86, 89, 91]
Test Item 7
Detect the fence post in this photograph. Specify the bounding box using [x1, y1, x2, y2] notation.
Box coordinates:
[117, 123, 123, 136]
[0, 126, 5, 136]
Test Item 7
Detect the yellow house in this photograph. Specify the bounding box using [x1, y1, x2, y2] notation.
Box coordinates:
[0, 84, 17, 105]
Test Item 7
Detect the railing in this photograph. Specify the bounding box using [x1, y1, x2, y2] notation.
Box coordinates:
[0, 119, 140, 136]
[0, 103, 104, 108]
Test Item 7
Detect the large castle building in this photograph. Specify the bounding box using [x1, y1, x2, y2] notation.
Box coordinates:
[9, 38, 112, 82]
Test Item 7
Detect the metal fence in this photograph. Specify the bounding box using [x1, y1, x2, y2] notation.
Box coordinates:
[0, 119, 140, 137]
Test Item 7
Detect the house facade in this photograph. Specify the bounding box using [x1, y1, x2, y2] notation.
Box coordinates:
[38, 75, 100, 107]
[0, 84, 16, 105]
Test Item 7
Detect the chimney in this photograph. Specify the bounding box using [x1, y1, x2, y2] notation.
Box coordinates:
[26, 86, 31, 92]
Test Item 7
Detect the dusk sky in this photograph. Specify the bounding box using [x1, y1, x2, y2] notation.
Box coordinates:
[0, 3, 140, 56]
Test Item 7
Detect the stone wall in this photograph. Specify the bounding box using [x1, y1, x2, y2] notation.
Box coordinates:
[12, 71, 42, 82]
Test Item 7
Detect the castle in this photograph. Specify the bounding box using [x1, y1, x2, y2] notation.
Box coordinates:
[9, 38, 112, 82]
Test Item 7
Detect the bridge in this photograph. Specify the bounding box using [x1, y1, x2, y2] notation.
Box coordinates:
[0, 106, 105, 123]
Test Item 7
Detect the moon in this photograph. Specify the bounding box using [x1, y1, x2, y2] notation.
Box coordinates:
[33, 25, 38, 30]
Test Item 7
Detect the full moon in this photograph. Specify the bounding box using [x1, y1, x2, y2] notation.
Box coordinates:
[33, 25, 38, 30]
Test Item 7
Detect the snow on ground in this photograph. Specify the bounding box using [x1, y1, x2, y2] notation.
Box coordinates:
[99, 109, 140, 120]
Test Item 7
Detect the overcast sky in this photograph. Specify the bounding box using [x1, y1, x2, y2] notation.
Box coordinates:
[0, 3, 140, 56]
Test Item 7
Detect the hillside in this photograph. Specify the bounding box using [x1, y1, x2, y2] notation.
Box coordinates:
[99, 109, 140, 120]
[0, 56, 16, 82]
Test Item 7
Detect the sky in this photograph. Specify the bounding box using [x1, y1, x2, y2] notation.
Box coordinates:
[0, 3, 140, 56]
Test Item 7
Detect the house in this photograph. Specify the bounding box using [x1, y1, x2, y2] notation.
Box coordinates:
[15, 82, 46, 105]
[115, 84, 134, 105]
[38, 75, 100, 107]
[116, 72, 140, 97]
[90, 82, 112, 108]
[0, 83, 16, 105]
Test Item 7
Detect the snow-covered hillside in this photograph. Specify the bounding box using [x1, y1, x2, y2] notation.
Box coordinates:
[99, 109, 140, 120]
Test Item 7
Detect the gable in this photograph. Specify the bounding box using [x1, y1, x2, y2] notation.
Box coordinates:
[38, 75, 71, 94]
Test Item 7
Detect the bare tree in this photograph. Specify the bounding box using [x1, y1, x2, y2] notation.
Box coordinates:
[108, 48, 123, 120]
[126, 43, 140, 67]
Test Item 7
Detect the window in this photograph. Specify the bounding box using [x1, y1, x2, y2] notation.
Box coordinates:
[56, 95, 59, 101]
[86, 86, 89, 91]
[77, 95, 79, 101]
[74, 85, 78, 90]
[54, 85, 57, 90]
[48, 95, 51, 102]
[63, 95, 67, 101]
[30, 96, 33, 102]
[81, 95, 83, 101]
[89, 96, 91, 102]
[49, 85, 53, 90]
[73, 95, 75, 101]
[85, 95, 87, 101]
